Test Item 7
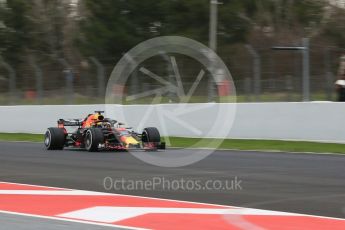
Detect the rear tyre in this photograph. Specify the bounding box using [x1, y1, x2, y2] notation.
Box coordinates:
[142, 127, 161, 143]
[85, 128, 104, 152]
[45, 128, 65, 150]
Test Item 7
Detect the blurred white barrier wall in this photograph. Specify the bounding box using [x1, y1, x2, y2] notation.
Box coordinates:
[1, 102, 345, 143]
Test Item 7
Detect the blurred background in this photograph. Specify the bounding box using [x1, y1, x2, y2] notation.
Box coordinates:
[0, 0, 344, 105]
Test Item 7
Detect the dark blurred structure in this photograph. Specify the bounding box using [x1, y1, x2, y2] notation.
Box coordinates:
[0, 0, 344, 104]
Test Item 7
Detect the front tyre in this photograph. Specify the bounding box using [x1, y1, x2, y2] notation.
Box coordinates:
[142, 127, 161, 143]
[45, 128, 65, 150]
[85, 128, 104, 152]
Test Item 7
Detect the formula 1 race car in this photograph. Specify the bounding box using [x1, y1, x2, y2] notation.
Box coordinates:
[44, 111, 165, 152]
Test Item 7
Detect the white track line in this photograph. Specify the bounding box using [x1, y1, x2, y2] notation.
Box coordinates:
[168, 146, 345, 156]
[0, 210, 146, 230]
[1, 140, 345, 156]
[0, 190, 114, 196]
[58, 206, 300, 223]
[1, 181, 345, 222]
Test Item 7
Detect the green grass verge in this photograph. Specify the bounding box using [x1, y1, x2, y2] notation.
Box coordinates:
[1, 133, 345, 154]
[0, 133, 43, 142]
[165, 137, 345, 154]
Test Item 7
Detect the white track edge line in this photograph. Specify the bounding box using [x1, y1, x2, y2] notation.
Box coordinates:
[1, 181, 345, 222]
[0, 210, 146, 230]
[1, 140, 344, 156]
[168, 146, 345, 156]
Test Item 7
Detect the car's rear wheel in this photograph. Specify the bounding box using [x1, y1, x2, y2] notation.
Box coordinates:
[85, 128, 104, 152]
[45, 128, 65, 150]
[142, 127, 161, 143]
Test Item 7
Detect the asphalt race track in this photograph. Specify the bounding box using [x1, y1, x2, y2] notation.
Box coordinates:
[0, 141, 345, 219]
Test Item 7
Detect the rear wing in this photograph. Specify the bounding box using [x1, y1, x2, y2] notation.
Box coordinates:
[58, 119, 82, 127]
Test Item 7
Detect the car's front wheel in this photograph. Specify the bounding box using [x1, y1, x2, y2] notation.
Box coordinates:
[142, 127, 161, 143]
[85, 128, 104, 152]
